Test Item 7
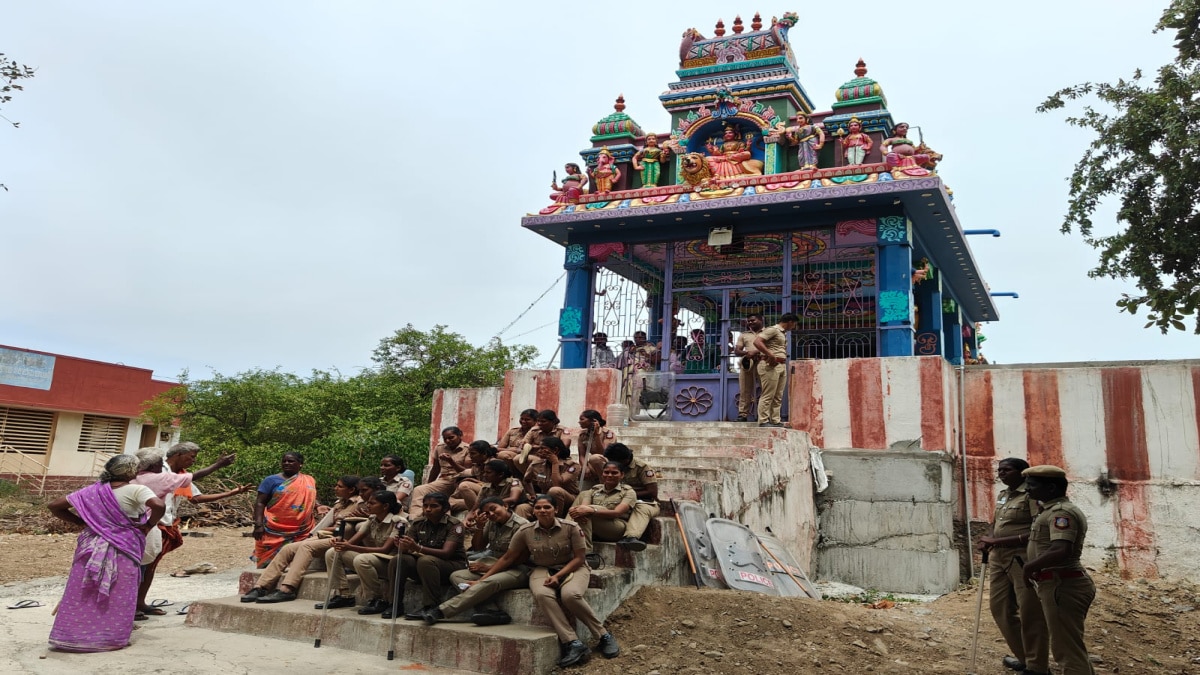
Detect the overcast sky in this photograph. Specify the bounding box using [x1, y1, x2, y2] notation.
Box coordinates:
[3, 1, 1194, 382]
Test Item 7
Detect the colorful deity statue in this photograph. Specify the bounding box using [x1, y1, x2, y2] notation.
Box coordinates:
[841, 116, 873, 166]
[881, 122, 939, 178]
[550, 162, 588, 203]
[704, 123, 764, 179]
[632, 134, 670, 187]
[781, 113, 825, 170]
[591, 147, 621, 194]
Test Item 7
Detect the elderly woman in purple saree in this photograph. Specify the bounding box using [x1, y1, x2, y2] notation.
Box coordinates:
[47, 455, 165, 652]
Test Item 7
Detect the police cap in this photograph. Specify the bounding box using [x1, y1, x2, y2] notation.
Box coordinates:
[1022, 464, 1067, 479]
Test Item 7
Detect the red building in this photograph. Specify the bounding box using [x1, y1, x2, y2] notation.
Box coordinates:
[0, 345, 179, 491]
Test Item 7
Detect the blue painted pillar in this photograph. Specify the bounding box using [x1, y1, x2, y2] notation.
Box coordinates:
[875, 216, 914, 356]
[913, 270, 944, 356]
[559, 243, 591, 369]
[942, 298, 963, 365]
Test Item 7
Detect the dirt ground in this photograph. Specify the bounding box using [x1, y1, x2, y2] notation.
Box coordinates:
[0, 529, 253, 585]
[585, 574, 1200, 675]
[2, 488, 1197, 674]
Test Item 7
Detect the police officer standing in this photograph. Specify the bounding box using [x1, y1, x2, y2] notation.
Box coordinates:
[977, 458, 1049, 675]
[1021, 465, 1096, 675]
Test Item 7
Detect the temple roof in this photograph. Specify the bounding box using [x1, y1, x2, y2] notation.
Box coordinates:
[832, 59, 886, 110]
[591, 95, 644, 143]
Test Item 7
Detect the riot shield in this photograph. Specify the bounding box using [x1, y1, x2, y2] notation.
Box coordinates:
[756, 530, 820, 599]
[706, 518, 778, 596]
[674, 500, 726, 589]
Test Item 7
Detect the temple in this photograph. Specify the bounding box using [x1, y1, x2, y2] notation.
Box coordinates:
[522, 12, 997, 421]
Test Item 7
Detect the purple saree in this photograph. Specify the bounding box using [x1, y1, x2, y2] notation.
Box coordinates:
[48, 482, 147, 652]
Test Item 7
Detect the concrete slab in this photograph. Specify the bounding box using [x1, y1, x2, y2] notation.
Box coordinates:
[0, 571, 465, 675]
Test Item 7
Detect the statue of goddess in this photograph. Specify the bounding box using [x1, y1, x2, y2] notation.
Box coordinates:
[632, 134, 670, 187]
[550, 163, 588, 204]
[704, 123, 764, 179]
[784, 113, 825, 170]
[881, 122, 935, 177]
[841, 116, 873, 166]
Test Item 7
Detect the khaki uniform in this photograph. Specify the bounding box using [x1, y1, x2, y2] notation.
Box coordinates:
[497, 425, 571, 477]
[441, 514, 530, 617]
[582, 457, 661, 539]
[509, 518, 606, 644]
[389, 515, 468, 609]
[570, 483, 636, 549]
[577, 426, 617, 473]
[257, 497, 362, 592]
[384, 474, 414, 512]
[989, 482, 1049, 672]
[411, 443, 471, 519]
[1027, 496, 1095, 675]
[476, 477, 524, 506]
[755, 325, 788, 424]
[324, 513, 401, 601]
[496, 426, 529, 450]
[517, 458, 581, 518]
[734, 330, 760, 419]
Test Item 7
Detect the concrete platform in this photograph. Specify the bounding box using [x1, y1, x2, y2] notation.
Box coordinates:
[187, 594, 560, 673]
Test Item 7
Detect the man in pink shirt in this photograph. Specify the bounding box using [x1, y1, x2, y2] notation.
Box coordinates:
[131, 443, 248, 618]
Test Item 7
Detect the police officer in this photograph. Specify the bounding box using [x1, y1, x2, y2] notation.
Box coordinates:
[382, 492, 467, 620]
[1021, 465, 1096, 675]
[584, 442, 658, 551]
[977, 458, 1049, 674]
[474, 494, 620, 666]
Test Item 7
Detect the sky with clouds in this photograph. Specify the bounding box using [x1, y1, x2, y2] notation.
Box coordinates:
[3, 1, 1194, 382]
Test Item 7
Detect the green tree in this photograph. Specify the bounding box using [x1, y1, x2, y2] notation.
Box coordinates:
[1038, 0, 1200, 333]
[141, 326, 537, 499]
[1, 52, 37, 192]
[370, 324, 539, 428]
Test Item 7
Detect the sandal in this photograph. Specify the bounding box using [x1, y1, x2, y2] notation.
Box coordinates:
[169, 572, 191, 578]
[177, 603, 191, 615]
[140, 607, 167, 616]
[6, 600, 42, 610]
[134, 612, 149, 621]
[149, 599, 173, 608]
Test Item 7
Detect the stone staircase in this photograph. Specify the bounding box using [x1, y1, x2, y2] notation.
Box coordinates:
[185, 422, 817, 673]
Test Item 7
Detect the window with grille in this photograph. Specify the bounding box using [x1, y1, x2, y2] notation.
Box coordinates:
[78, 414, 127, 453]
[0, 406, 56, 455]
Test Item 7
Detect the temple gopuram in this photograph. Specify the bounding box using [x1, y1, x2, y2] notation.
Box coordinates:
[522, 11, 997, 422]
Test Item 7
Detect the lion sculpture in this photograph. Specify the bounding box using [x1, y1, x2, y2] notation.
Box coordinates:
[679, 152, 715, 189]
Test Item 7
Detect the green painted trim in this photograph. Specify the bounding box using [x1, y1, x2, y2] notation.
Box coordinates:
[832, 95, 885, 110]
[589, 132, 639, 142]
[675, 57, 788, 78]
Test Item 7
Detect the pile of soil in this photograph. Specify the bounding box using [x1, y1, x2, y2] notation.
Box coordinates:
[586, 573, 1200, 674]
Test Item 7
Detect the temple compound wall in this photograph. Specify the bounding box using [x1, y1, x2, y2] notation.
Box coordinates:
[792, 356, 1200, 582]
[432, 358, 1200, 589]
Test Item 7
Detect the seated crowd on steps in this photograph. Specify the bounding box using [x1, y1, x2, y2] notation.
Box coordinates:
[236, 408, 655, 668]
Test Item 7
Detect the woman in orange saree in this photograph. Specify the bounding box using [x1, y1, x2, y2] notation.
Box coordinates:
[252, 451, 318, 568]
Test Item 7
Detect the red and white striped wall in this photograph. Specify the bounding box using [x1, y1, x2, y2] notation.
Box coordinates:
[960, 362, 1200, 579]
[788, 356, 956, 452]
[430, 368, 621, 450]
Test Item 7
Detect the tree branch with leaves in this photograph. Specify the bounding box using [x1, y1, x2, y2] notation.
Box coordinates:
[1, 52, 36, 192]
[1038, 0, 1200, 333]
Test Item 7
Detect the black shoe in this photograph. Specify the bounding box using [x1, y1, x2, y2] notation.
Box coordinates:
[584, 553, 604, 569]
[256, 589, 297, 603]
[471, 609, 512, 626]
[357, 598, 387, 615]
[558, 639, 590, 667]
[735, 415, 748, 422]
[597, 632, 620, 658]
[240, 587, 266, 603]
[422, 608, 444, 625]
[316, 595, 355, 610]
[1002, 656, 1026, 671]
[618, 536, 647, 552]
[404, 607, 429, 620]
